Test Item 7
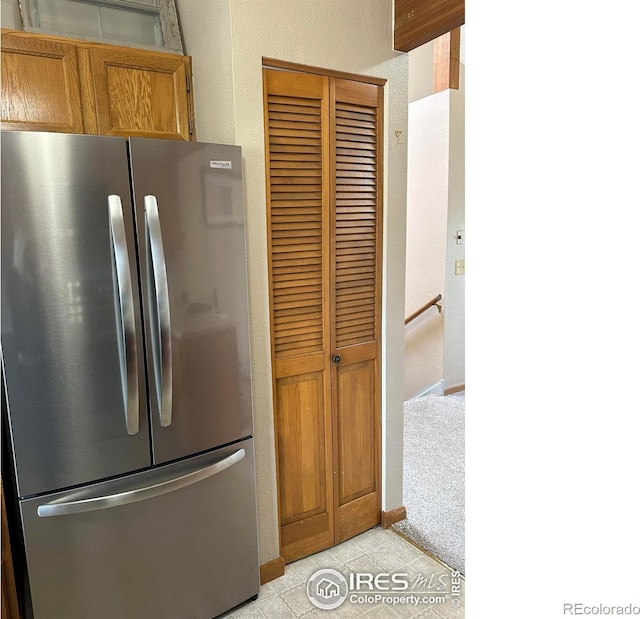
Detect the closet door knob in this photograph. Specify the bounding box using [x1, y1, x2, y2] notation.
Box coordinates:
[332, 355, 341, 364]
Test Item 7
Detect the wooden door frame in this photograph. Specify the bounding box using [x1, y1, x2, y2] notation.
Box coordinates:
[263, 58, 387, 87]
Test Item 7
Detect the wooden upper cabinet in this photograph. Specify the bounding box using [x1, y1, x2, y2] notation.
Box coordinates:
[394, 0, 464, 51]
[91, 46, 192, 140]
[1, 30, 85, 133]
[1, 29, 195, 141]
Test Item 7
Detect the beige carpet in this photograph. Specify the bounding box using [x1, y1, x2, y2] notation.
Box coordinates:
[393, 392, 465, 574]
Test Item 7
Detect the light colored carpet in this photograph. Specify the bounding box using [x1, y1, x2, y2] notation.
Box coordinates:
[393, 392, 465, 574]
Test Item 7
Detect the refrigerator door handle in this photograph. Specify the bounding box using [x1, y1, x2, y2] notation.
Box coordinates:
[37, 448, 246, 517]
[108, 195, 140, 436]
[144, 195, 173, 428]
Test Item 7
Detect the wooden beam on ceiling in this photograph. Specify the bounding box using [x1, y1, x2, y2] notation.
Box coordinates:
[394, 0, 465, 53]
[433, 27, 461, 93]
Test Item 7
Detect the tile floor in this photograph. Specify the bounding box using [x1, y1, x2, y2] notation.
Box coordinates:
[221, 527, 465, 618]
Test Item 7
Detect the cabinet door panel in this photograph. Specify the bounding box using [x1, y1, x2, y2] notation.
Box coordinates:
[274, 358, 333, 562]
[91, 47, 191, 140]
[334, 354, 380, 543]
[336, 360, 376, 504]
[1, 31, 85, 133]
[277, 372, 327, 524]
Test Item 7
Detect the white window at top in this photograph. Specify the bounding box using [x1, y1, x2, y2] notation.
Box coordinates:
[17, 0, 184, 54]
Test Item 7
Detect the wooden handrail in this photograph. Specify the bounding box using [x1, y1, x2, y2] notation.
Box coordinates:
[405, 294, 442, 325]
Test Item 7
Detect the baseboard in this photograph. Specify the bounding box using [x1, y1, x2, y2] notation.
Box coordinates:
[444, 383, 465, 395]
[259, 556, 285, 585]
[381, 506, 407, 529]
[412, 380, 444, 399]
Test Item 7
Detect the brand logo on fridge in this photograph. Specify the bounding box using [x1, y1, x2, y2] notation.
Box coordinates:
[210, 160, 232, 169]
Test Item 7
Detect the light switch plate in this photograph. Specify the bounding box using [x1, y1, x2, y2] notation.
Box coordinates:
[455, 259, 465, 275]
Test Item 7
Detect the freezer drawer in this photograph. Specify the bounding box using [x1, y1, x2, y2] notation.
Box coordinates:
[19, 440, 259, 619]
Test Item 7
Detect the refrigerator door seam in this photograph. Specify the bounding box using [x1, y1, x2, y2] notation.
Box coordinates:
[37, 448, 246, 517]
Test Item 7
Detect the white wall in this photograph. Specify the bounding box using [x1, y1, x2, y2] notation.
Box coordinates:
[404, 92, 449, 399]
[179, 1, 236, 144]
[444, 88, 465, 389]
[177, 0, 409, 565]
[408, 41, 434, 103]
[404, 31, 465, 398]
[1, 0, 21, 29]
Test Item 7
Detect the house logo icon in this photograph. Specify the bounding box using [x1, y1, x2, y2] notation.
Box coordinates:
[307, 568, 348, 610]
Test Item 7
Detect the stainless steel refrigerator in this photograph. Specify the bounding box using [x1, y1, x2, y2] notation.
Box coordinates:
[1, 130, 260, 619]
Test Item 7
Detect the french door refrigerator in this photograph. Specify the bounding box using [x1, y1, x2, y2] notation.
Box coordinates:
[1, 130, 259, 619]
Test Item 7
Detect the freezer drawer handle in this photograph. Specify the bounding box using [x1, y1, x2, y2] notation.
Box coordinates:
[144, 195, 173, 427]
[108, 195, 140, 436]
[37, 448, 246, 517]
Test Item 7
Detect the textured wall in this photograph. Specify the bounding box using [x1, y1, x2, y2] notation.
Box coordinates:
[408, 41, 435, 103]
[179, 0, 237, 144]
[404, 92, 449, 399]
[404, 41, 466, 398]
[444, 88, 465, 389]
[178, 0, 408, 564]
[1, 0, 21, 28]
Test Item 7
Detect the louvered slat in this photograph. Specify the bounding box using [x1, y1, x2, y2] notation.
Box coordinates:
[334, 100, 377, 348]
[268, 92, 325, 358]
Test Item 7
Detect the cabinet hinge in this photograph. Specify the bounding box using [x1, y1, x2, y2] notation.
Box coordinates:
[189, 118, 194, 135]
[186, 74, 191, 93]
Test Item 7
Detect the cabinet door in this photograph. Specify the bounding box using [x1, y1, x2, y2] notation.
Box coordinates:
[264, 67, 383, 563]
[91, 46, 193, 141]
[264, 69, 335, 563]
[1, 30, 85, 133]
[330, 78, 383, 544]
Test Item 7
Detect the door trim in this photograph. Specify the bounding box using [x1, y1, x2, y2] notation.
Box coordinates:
[262, 57, 387, 87]
[381, 506, 407, 529]
[259, 556, 285, 585]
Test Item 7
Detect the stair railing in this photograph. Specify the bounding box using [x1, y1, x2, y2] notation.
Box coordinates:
[404, 294, 442, 326]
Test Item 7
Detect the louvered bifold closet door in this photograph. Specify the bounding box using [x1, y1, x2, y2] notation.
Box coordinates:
[263, 69, 334, 562]
[330, 78, 382, 544]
